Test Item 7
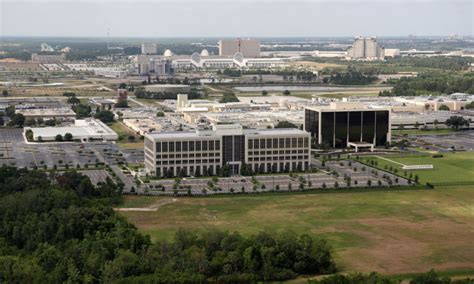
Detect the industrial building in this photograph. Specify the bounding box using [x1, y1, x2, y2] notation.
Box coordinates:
[144, 124, 310, 177]
[219, 39, 261, 57]
[16, 108, 76, 121]
[304, 102, 391, 150]
[346, 37, 384, 60]
[27, 119, 118, 142]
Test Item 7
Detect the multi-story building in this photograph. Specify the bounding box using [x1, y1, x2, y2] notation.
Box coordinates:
[141, 43, 158, 55]
[31, 53, 66, 63]
[304, 103, 391, 149]
[144, 124, 310, 177]
[346, 37, 384, 60]
[219, 39, 261, 57]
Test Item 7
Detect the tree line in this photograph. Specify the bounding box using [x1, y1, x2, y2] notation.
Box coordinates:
[135, 89, 201, 100]
[0, 166, 336, 282]
[380, 73, 474, 96]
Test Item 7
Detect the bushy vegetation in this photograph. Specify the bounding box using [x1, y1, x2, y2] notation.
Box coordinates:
[380, 73, 474, 96]
[0, 166, 336, 282]
[219, 91, 240, 103]
[308, 270, 473, 284]
[329, 66, 377, 85]
[135, 88, 201, 100]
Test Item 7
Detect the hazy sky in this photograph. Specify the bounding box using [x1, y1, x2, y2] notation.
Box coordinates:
[1, 0, 473, 37]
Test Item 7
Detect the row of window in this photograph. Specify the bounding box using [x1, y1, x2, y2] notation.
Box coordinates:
[156, 165, 218, 177]
[156, 152, 220, 159]
[248, 149, 308, 156]
[156, 140, 220, 152]
[157, 159, 221, 165]
[248, 137, 309, 150]
[248, 155, 308, 162]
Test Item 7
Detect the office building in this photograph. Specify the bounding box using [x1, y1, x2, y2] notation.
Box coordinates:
[347, 37, 384, 60]
[141, 43, 158, 55]
[31, 53, 66, 63]
[219, 39, 261, 57]
[144, 124, 310, 177]
[304, 103, 391, 149]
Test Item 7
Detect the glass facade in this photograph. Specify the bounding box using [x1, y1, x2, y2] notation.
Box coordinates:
[349, 112, 362, 142]
[304, 109, 319, 139]
[222, 135, 245, 165]
[335, 112, 348, 148]
[362, 111, 375, 144]
[320, 112, 335, 147]
[306, 109, 389, 148]
[375, 111, 389, 145]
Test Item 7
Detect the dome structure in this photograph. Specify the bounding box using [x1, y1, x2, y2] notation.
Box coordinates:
[200, 49, 209, 57]
[163, 49, 174, 57]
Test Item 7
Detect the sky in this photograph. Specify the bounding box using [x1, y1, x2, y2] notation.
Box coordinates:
[0, 0, 473, 38]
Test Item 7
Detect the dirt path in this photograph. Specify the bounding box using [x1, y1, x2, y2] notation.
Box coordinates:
[115, 198, 177, 212]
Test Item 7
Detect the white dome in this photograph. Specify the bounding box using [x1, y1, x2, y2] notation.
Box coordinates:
[163, 49, 174, 57]
[200, 49, 209, 57]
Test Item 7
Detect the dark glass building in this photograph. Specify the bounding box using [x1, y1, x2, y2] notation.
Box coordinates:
[304, 104, 391, 148]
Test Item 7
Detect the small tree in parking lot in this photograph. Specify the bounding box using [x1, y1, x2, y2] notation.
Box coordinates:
[55, 134, 63, 142]
[64, 133, 73, 141]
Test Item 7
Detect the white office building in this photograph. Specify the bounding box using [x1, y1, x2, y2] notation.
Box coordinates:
[144, 124, 310, 177]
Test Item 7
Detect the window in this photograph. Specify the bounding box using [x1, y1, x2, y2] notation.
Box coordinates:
[156, 142, 161, 152]
[196, 141, 201, 151]
[248, 139, 253, 149]
[162, 142, 168, 152]
[182, 141, 188, 151]
[189, 141, 195, 151]
[202, 140, 208, 151]
[169, 142, 175, 152]
[176, 141, 181, 151]
[209, 141, 214, 151]
[266, 139, 272, 148]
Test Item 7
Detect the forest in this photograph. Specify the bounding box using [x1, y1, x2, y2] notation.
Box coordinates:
[0, 166, 335, 282]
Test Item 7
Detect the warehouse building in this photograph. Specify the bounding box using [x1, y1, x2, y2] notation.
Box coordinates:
[144, 124, 310, 177]
[27, 118, 118, 142]
[304, 103, 391, 150]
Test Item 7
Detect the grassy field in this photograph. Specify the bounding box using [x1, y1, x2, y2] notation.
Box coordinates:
[108, 121, 143, 149]
[364, 151, 474, 184]
[119, 184, 474, 275]
[393, 128, 456, 136]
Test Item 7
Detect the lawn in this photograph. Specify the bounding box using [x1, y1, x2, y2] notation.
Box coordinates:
[393, 128, 456, 136]
[364, 151, 474, 184]
[108, 121, 144, 149]
[119, 185, 474, 276]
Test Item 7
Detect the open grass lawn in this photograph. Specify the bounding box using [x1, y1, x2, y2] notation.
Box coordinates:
[365, 152, 474, 184]
[119, 184, 474, 276]
[108, 121, 143, 149]
[393, 128, 456, 136]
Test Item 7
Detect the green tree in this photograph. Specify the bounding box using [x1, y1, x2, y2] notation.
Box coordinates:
[438, 104, 450, 111]
[445, 116, 469, 130]
[94, 110, 115, 123]
[275, 121, 298, 128]
[283, 90, 291, 96]
[64, 133, 73, 141]
[55, 134, 63, 141]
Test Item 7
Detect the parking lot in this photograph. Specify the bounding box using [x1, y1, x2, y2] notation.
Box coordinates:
[139, 159, 411, 196]
[409, 131, 474, 152]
